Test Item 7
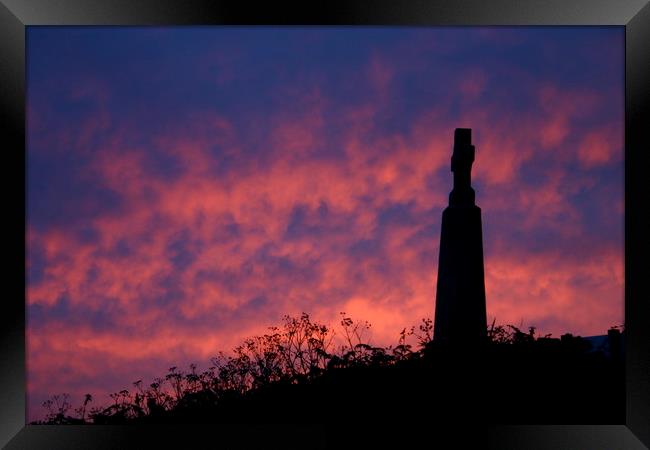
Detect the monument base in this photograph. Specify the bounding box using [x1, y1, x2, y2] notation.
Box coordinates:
[434, 204, 487, 344]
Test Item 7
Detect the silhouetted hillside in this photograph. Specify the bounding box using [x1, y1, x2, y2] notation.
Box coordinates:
[34, 313, 624, 425]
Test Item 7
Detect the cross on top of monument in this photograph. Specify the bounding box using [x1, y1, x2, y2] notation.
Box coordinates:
[449, 128, 476, 207]
[454, 127, 472, 148]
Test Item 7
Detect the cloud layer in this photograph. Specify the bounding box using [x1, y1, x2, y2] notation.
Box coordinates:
[26, 27, 624, 421]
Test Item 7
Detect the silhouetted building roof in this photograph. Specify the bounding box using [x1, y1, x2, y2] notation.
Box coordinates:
[583, 329, 625, 359]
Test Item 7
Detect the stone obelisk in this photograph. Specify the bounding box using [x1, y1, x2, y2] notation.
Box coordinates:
[433, 128, 487, 345]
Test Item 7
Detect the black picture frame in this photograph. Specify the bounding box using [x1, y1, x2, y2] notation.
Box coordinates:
[1, 1, 648, 448]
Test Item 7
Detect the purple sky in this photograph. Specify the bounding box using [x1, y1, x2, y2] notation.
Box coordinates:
[26, 26, 624, 421]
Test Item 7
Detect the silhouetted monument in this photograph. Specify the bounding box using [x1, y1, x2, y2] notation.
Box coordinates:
[434, 128, 487, 345]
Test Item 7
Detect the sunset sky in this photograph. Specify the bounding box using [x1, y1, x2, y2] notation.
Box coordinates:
[26, 26, 623, 420]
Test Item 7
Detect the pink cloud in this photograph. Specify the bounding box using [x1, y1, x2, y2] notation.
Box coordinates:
[577, 123, 623, 168]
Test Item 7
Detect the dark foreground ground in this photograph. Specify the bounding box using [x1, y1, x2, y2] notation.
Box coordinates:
[35, 316, 624, 425]
[107, 340, 623, 424]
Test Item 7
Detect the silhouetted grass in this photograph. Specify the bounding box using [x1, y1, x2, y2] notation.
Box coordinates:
[33, 313, 624, 424]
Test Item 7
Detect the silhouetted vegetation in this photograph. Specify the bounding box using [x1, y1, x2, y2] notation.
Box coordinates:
[34, 313, 624, 424]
